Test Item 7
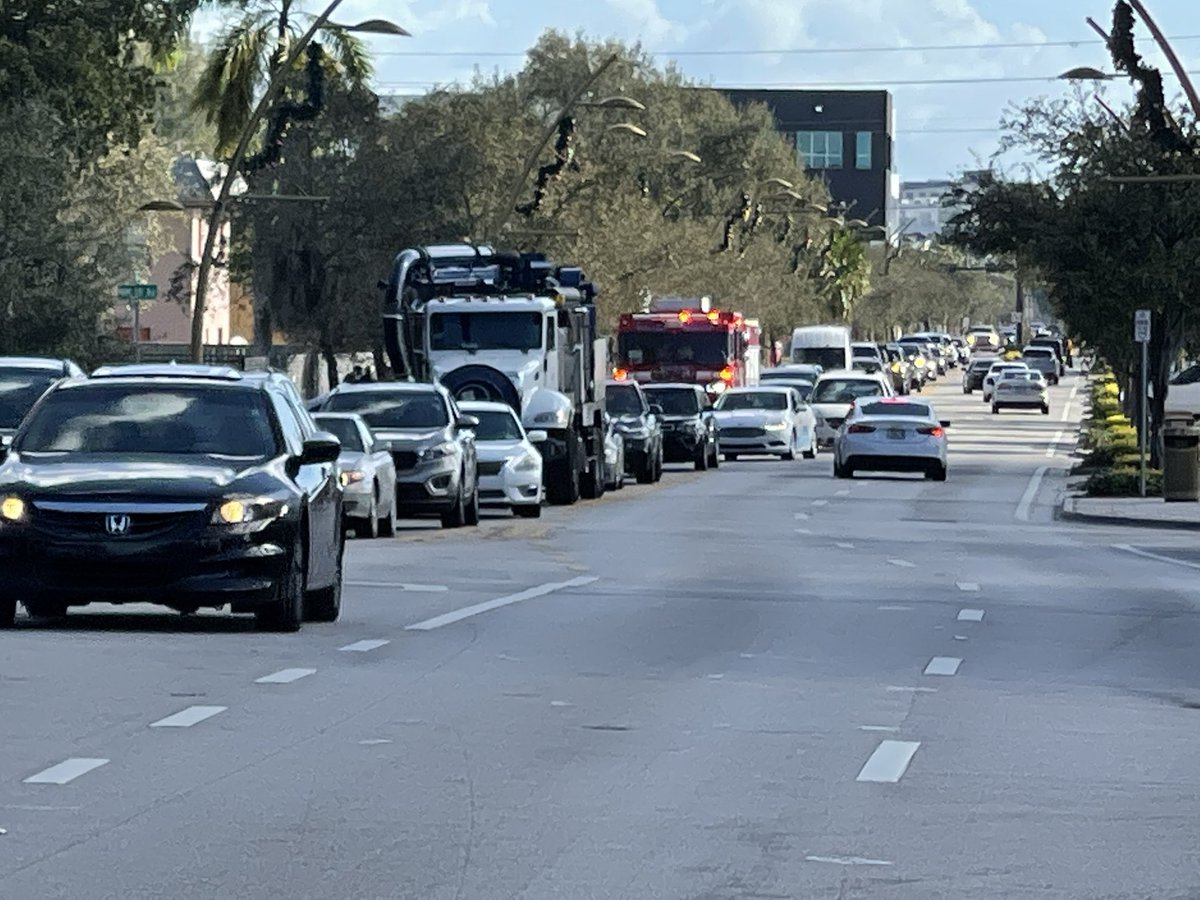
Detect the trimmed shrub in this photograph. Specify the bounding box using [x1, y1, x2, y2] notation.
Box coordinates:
[1084, 466, 1162, 497]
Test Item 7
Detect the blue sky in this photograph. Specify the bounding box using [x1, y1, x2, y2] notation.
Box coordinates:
[197, 1, 1199, 180]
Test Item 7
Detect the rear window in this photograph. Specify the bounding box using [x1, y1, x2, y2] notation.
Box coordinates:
[0, 369, 59, 430]
[716, 392, 788, 411]
[313, 416, 364, 451]
[852, 346, 878, 357]
[859, 402, 932, 418]
[323, 390, 449, 429]
[812, 378, 885, 403]
[643, 388, 701, 416]
[1024, 348, 1053, 358]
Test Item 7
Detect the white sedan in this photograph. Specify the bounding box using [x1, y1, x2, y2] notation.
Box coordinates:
[833, 397, 950, 481]
[981, 361, 1030, 403]
[458, 401, 545, 518]
[712, 386, 817, 460]
[809, 369, 893, 448]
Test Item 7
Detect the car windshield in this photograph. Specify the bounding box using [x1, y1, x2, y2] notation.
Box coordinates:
[323, 390, 449, 429]
[970, 359, 996, 371]
[617, 331, 729, 366]
[1024, 348, 1053, 358]
[762, 380, 812, 400]
[467, 409, 524, 441]
[762, 368, 815, 381]
[792, 347, 847, 369]
[852, 347, 877, 358]
[643, 389, 701, 416]
[313, 416, 364, 452]
[812, 379, 884, 403]
[429, 312, 543, 353]
[606, 386, 644, 416]
[17, 384, 278, 458]
[859, 401, 932, 418]
[0, 369, 58, 429]
[716, 392, 788, 411]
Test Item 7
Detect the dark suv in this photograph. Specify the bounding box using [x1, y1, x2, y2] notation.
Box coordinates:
[0, 357, 85, 445]
[0, 364, 345, 630]
[605, 381, 664, 483]
[642, 384, 720, 471]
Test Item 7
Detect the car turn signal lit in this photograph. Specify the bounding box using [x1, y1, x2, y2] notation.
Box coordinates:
[612, 368, 628, 381]
[0, 496, 25, 522]
[718, 366, 734, 382]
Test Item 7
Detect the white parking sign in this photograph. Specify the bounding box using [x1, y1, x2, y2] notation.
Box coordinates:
[1135, 309, 1151, 343]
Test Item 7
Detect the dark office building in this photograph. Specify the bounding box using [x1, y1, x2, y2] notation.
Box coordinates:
[719, 89, 896, 231]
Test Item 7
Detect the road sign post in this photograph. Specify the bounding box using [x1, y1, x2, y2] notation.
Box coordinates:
[117, 283, 158, 361]
[1135, 309, 1151, 497]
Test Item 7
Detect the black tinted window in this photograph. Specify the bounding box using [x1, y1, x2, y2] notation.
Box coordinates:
[606, 386, 645, 416]
[314, 416, 364, 451]
[716, 392, 788, 411]
[0, 370, 58, 430]
[643, 388, 701, 415]
[18, 385, 278, 457]
[468, 409, 524, 441]
[859, 402, 932, 418]
[323, 391, 449, 429]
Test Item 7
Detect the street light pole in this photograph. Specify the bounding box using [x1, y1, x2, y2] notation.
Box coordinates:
[188, 2, 408, 363]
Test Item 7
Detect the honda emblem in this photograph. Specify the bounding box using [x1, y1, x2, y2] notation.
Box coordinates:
[105, 514, 131, 536]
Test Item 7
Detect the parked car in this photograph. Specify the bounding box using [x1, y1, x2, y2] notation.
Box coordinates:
[833, 396, 950, 482]
[810, 370, 893, 448]
[313, 382, 480, 529]
[1165, 362, 1200, 415]
[0, 364, 345, 630]
[605, 380, 664, 483]
[602, 416, 626, 491]
[642, 384, 721, 470]
[458, 401, 545, 518]
[712, 386, 817, 460]
[312, 412, 398, 539]
[0, 357, 85, 446]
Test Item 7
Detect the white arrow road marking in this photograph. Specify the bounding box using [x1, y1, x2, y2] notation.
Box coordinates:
[924, 657, 962, 676]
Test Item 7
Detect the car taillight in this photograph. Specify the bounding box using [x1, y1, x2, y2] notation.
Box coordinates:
[848, 424, 876, 433]
[918, 426, 944, 438]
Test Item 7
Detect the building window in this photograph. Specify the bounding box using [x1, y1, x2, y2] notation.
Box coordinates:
[796, 131, 844, 169]
[856, 132, 872, 169]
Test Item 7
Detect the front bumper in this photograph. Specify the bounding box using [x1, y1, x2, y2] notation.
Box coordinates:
[393, 458, 461, 513]
[0, 526, 291, 609]
[662, 426, 705, 461]
[718, 426, 791, 455]
[341, 483, 375, 519]
[994, 396, 1048, 409]
[478, 467, 542, 507]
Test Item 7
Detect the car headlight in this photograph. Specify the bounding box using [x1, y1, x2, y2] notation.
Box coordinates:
[0, 496, 26, 522]
[213, 496, 289, 527]
[509, 452, 540, 472]
[764, 421, 789, 432]
[339, 470, 366, 487]
[418, 442, 457, 461]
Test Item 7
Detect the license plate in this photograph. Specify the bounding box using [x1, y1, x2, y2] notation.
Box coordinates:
[887, 428, 905, 440]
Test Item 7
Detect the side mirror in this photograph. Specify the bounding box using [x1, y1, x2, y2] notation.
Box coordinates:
[526, 430, 548, 443]
[649, 404, 664, 417]
[940, 420, 951, 428]
[300, 431, 341, 465]
[457, 415, 479, 430]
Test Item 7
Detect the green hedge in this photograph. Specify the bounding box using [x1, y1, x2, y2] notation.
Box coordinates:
[1084, 466, 1162, 497]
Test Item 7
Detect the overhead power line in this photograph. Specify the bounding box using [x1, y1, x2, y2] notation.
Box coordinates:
[366, 34, 1200, 59]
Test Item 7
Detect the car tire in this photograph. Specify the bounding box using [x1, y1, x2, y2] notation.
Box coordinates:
[514, 504, 542, 518]
[834, 458, 852, 479]
[694, 445, 709, 471]
[257, 535, 305, 632]
[377, 498, 397, 538]
[464, 484, 481, 526]
[441, 484, 467, 528]
[803, 434, 817, 460]
[1042, 405, 1051, 415]
[992, 405, 1000, 414]
[963, 387, 971, 394]
[354, 491, 380, 539]
[654, 448, 664, 482]
[305, 537, 344, 623]
[928, 463, 948, 482]
[781, 432, 797, 461]
[582, 459, 605, 499]
[0, 598, 15, 628]
[724, 453, 739, 462]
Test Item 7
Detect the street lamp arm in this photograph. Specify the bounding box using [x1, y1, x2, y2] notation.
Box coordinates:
[189, 0, 354, 363]
[1126, 0, 1200, 121]
[486, 53, 621, 240]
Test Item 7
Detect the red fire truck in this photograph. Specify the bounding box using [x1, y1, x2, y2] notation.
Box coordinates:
[614, 296, 761, 396]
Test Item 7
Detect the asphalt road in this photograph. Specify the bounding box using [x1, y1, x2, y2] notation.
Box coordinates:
[4, 368, 1200, 899]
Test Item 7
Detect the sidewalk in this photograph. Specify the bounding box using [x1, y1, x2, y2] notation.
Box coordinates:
[1060, 495, 1200, 530]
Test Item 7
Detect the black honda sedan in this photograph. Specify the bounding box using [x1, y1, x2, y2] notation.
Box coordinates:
[0, 365, 344, 631]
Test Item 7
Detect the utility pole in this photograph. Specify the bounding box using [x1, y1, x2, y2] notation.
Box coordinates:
[1135, 309, 1151, 497]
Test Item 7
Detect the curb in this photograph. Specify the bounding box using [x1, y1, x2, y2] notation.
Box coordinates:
[1057, 496, 1200, 531]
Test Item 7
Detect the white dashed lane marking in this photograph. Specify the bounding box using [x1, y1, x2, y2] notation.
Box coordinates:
[811, 499, 829, 507]
[924, 656, 962, 676]
[255, 668, 316, 684]
[957, 609, 985, 622]
[857, 741, 921, 783]
[24, 758, 109, 785]
[877, 605, 912, 611]
[406, 576, 599, 631]
[339, 639, 391, 653]
[956, 582, 980, 592]
[806, 855, 894, 867]
[149, 705, 227, 728]
[887, 559, 916, 568]
[836, 542, 855, 549]
[344, 582, 449, 592]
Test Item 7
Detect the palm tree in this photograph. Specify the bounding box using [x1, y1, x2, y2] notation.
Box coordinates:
[193, 0, 372, 158]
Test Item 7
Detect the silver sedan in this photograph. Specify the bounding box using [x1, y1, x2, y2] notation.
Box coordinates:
[312, 412, 398, 539]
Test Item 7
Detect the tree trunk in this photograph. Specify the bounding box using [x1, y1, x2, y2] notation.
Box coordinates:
[253, 289, 273, 353]
[321, 336, 339, 391]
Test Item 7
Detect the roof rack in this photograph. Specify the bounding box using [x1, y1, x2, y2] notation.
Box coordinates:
[90, 363, 243, 381]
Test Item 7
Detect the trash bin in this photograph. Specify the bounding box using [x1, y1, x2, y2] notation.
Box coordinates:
[1162, 419, 1200, 501]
